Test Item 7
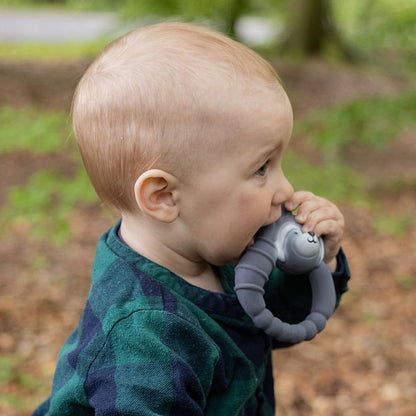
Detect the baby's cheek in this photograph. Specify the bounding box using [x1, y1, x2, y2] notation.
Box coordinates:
[237, 191, 267, 214]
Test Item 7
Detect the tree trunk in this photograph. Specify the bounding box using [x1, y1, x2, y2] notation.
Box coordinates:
[286, 0, 328, 54]
[285, 0, 357, 60]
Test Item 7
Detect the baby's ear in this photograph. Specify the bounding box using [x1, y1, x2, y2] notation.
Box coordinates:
[134, 169, 179, 223]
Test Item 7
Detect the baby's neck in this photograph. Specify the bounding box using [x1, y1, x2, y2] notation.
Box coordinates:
[179, 266, 225, 293]
[120, 215, 225, 293]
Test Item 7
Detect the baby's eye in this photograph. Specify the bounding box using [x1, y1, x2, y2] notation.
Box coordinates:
[255, 161, 270, 177]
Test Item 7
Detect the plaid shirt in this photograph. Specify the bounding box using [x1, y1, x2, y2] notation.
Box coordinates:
[33, 221, 349, 415]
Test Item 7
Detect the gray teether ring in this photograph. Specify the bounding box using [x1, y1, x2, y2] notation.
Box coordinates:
[234, 204, 336, 343]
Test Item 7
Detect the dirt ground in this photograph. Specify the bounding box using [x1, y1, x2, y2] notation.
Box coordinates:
[0, 57, 415, 415]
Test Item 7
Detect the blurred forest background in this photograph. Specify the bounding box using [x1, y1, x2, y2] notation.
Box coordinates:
[0, 0, 415, 415]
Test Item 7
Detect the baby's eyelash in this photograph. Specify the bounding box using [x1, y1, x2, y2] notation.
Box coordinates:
[254, 160, 270, 177]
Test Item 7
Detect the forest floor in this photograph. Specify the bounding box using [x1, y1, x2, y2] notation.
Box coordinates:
[0, 56, 415, 415]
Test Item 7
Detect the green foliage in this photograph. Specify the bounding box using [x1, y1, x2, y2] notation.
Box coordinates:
[0, 357, 14, 383]
[334, 0, 416, 69]
[335, 0, 416, 50]
[1, 168, 97, 244]
[283, 150, 365, 204]
[1, 0, 110, 10]
[361, 310, 382, 326]
[0, 41, 107, 61]
[1, 0, 414, 244]
[120, 0, 214, 19]
[0, 355, 47, 411]
[0, 106, 98, 244]
[372, 212, 413, 237]
[0, 107, 72, 154]
[1, 0, 239, 17]
[2, 0, 416, 67]
[2, 80, 413, 244]
[291, 89, 416, 236]
[396, 273, 415, 290]
[28, 253, 50, 270]
[295, 90, 416, 158]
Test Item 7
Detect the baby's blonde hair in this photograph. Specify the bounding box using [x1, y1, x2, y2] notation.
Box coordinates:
[72, 22, 281, 212]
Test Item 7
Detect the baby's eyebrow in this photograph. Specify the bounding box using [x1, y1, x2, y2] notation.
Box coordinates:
[253, 143, 282, 166]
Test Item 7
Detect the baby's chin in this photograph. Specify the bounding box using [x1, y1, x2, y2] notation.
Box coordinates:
[229, 238, 256, 266]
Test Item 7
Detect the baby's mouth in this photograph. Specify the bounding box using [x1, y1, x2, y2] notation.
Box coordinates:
[247, 238, 255, 249]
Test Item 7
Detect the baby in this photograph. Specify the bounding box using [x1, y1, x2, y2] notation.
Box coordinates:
[33, 22, 349, 415]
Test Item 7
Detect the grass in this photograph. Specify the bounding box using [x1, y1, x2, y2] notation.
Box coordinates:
[0, 106, 97, 244]
[0, 107, 72, 154]
[0, 41, 107, 62]
[290, 90, 416, 237]
[372, 213, 413, 237]
[1, 168, 97, 244]
[0, 355, 48, 412]
[295, 89, 416, 159]
[288, 88, 416, 203]
[396, 273, 416, 290]
[283, 150, 366, 205]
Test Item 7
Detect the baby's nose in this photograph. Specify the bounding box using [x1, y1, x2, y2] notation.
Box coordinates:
[272, 175, 294, 206]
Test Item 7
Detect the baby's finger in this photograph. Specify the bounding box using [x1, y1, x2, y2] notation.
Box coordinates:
[299, 205, 341, 233]
[311, 217, 344, 263]
[285, 191, 315, 211]
[311, 218, 344, 240]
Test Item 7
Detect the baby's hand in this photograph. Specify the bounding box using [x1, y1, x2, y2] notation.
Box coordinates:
[285, 191, 344, 270]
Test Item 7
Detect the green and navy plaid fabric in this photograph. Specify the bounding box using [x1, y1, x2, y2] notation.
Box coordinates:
[33, 221, 349, 415]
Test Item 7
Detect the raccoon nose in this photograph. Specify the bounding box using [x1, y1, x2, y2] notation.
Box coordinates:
[307, 232, 318, 243]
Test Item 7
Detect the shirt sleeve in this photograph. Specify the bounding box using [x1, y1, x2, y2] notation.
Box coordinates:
[264, 248, 350, 348]
[84, 309, 220, 415]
